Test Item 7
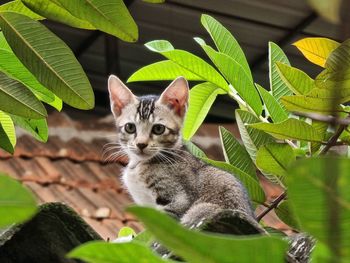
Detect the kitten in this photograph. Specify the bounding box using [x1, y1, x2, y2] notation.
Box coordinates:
[108, 75, 263, 234]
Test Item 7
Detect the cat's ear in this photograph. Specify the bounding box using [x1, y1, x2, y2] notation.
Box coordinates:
[108, 75, 137, 117]
[159, 76, 189, 117]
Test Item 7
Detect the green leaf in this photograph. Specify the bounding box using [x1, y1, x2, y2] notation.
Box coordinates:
[287, 158, 350, 259]
[127, 60, 204, 82]
[0, 0, 44, 20]
[275, 201, 300, 230]
[281, 95, 342, 114]
[310, 120, 328, 154]
[128, 206, 287, 263]
[0, 12, 94, 109]
[0, 110, 15, 153]
[118, 227, 136, 238]
[269, 42, 292, 100]
[293, 37, 340, 67]
[235, 109, 274, 162]
[183, 140, 207, 159]
[11, 115, 48, 142]
[145, 40, 228, 90]
[22, 0, 95, 30]
[0, 71, 47, 119]
[256, 143, 295, 181]
[0, 33, 62, 111]
[256, 84, 288, 123]
[249, 118, 324, 142]
[182, 82, 224, 140]
[325, 39, 350, 71]
[276, 62, 314, 95]
[195, 39, 262, 115]
[142, 0, 165, 3]
[219, 126, 257, 180]
[0, 174, 37, 228]
[55, 0, 137, 42]
[200, 14, 252, 81]
[68, 241, 165, 263]
[203, 159, 265, 204]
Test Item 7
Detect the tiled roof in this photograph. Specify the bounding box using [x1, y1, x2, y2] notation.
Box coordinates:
[0, 111, 291, 239]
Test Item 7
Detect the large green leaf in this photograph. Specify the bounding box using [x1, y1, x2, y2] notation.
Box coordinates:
[127, 60, 204, 82]
[128, 207, 287, 263]
[0, 110, 15, 153]
[287, 158, 350, 259]
[55, 0, 137, 42]
[0, 71, 47, 119]
[11, 115, 48, 142]
[22, 0, 95, 30]
[269, 42, 292, 100]
[256, 84, 288, 123]
[195, 38, 261, 115]
[0, 33, 62, 111]
[235, 109, 274, 162]
[0, 12, 94, 109]
[310, 120, 328, 154]
[68, 241, 165, 263]
[145, 40, 228, 90]
[200, 14, 252, 81]
[281, 95, 342, 114]
[325, 39, 350, 71]
[249, 118, 324, 142]
[256, 143, 295, 181]
[203, 158, 265, 204]
[183, 82, 224, 140]
[276, 62, 314, 95]
[0, 0, 43, 20]
[219, 126, 257, 180]
[293, 37, 340, 67]
[0, 174, 37, 228]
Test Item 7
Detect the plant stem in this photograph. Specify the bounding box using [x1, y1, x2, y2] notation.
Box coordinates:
[319, 124, 347, 155]
[256, 191, 287, 222]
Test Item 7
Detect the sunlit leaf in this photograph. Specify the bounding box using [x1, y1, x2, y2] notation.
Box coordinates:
[269, 42, 292, 100]
[183, 140, 207, 159]
[293, 37, 340, 67]
[203, 159, 265, 204]
[145, 40, 228, 90]
[310, 120, 328, 154]
[256, 84, 288, 123]
[219, 126, 257, 180]
[0, 71, 47, 119]
[22, 0, 95, 29]
[235, 110, 274, 162]
[0, 174, 37, 228]
[276, 62, 314, 95]
[195, 38, 261, 115]
[0, 12, 94, 109]
[0, 0, 43, 20]
[183, 82, 225, 140]
[68, 241, 165, 263]
[256, 143, 295, 180]
[287, 158, 350, 259]
[200, 14, 252, 81]
[11, 115, 48, 142]
[55, 0, 137, 42]
[249, 118, 324, 142]
[0, 110, 15, 153]
[127, 60, 204, 82]
[128, 206, 287, 263]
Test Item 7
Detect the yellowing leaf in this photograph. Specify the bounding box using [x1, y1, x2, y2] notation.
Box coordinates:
[293, 38, 340, 67]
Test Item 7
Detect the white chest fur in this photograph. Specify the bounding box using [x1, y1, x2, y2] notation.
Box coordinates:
[122, 165, 156, 206]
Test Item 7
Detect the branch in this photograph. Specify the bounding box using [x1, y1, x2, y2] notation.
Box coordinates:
[319, 124, 347, 155]
[256, 191, 287, 222]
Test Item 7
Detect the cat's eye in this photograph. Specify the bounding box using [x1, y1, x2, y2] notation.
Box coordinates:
[125, 123, 136, 134]
[152, 124, 166, 135]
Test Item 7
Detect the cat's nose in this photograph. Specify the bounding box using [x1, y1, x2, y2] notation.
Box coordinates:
[137, 143, 148, 151]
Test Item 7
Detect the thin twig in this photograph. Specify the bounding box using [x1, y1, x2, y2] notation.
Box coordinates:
[256, 191, 287, 222]
[319, 124, 347, 155]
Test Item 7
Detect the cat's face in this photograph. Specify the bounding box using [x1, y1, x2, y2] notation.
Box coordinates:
[108, 75, 189, 162]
